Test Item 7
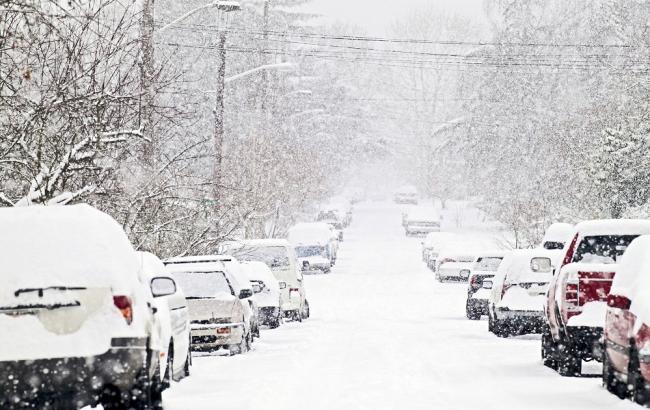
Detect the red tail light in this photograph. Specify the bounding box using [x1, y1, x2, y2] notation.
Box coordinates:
[470, 275, 480, 291]
[564, 282, 579, 320]
[607, 294, 631, 310]
[113, 296, 133, 325]
[501, 283, 513, 298]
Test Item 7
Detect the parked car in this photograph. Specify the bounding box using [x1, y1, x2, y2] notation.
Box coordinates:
[437, 253, 476, 282]
[0, 205, 161, 409]
[542, 219, 650, 376]
[465, 252, 506, 320]
[163, 257, 254, 355]
[541, 222, 574, 250]
[404, 207, 441, 236]
[394, 185, 419, 204]
[138, 251, 192, 389]
[487, 249, 562, 337]
[219, 239, 310, 322]
[603, 235, 650, 404]
[240, 261, 283, 328]
[421, 232, 457, 263]
[288, 222, 338, 268]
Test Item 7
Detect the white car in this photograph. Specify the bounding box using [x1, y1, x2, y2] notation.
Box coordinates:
[404, 207, 441, 236]
[465, 252, 506, 320]
[137, 252, 192, 387]
[436, 251, 477, 281]
[164, 257, 254, 355]
[0, 205, 161, 409]
[541, 222, 574, 250]
[219, 239, 310, 322]
[421, 232, 459, 266]
[487, 249, 562, 337]
[240, 261, 282, 328]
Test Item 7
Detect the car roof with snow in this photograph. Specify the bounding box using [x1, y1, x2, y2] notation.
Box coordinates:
[542, 223, 574, 243]
[0, 204, 138, 294]
[498, 249, 563, 283]
[231, 239, 291, 248]
[288, 222, 333, 244]
[239, 261, 279, 290]
[575, 219, 650, 236]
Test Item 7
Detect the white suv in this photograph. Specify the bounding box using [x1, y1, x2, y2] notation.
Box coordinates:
[0, 205, 160, 409]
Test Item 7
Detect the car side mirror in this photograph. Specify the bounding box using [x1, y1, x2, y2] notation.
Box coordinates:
[151, 277, 176, 298]
[239, 289, 253, 299]
[482, 280, 493, 290]
[278, 281, 287, 290]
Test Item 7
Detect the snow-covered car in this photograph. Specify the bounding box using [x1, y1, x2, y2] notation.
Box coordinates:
[220, 239, 310, 322]
[421, 232, 457, 263]
[394, 185, 419, 204]
[288, 222, 338, 268]
[465, 252, 506, 320]
[543, 219, 650, 377]
[137, 251, 192, 387]
[294, 244, 332, 273]
[0, 205, 161, 409]
[488, 249, 562, 337]
[541, 222, 574, 250]
[436, 254, 476, 282]
[164, 257, 254, 355]
[317, 209, 346, 232]
[403, 207, 441, 236]
[602, 235, 650, 404]
[240, 261, 282, 328]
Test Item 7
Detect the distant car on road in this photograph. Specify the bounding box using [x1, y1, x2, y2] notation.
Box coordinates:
[404, 207, 441, 236]
[164, 257, 254, 355]
[602, 235, 650, 404]
[394, 185, 419, 205]
[437, 253, 476, 282]
[542, 219, 650, 376]
[465, 252, 506, 320]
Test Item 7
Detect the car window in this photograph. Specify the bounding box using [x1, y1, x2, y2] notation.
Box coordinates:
[226, 245, 290, 268]
[172, 271, 233, 298]
[295, 246, 328, 258]
[573, 235, 639, 264]
[543, 241, 564, 250]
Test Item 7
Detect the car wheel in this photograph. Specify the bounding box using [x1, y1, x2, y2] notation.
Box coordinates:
[541, 325, 558, 369]
[630, 345, 650, 405]
[603, 349, 627, 399]
[303, 300, 310, 319]
[183, 346, 191, 377]
[488, 311, 495, 333]
[295, 309, 303, 322]
[494, 319, 509, 338]
[557, 336, 581, 377]
[466, 301, 480, 320]
[230, 333, 249, 356]
[129, 351, 162, 410]
[162, 344, 173, 390]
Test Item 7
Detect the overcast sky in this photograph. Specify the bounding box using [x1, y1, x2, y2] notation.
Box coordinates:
[300, 0, 489, 36]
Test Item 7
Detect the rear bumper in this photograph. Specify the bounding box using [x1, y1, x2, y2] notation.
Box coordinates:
[191, 323, 244, 350]
[0, 337, 148, 409]
[496, 308, 545, 329]
[566, 325, 603, 361]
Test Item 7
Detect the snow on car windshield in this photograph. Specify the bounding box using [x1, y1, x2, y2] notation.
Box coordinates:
[573, 235, 639, 264]
[230, 246, 290, 268]
[172, 271, 232, 299]
[475, 257, 503, 271]
[295, 246, 327, 258]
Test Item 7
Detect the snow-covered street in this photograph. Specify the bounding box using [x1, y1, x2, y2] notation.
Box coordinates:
[165, 202, 637, 410]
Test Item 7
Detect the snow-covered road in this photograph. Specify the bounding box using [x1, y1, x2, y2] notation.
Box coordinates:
[165, 202, 637, 410]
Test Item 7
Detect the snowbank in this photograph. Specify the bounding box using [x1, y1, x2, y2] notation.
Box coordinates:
[567, 301, 607, 328]
[288, 222, 333, 246]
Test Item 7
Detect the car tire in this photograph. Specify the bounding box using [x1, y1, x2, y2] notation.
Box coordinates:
[630, 345, 650, 405]
[541, 325, 558, 369]
[302, 300, 310, 319]
[466, 301, 481, 320]
[488, 311, 495, 333]
[494, 319, 509, 338]
[603, 350, 627, 399]
[183, 345, 191, 377]
[162, 343, 173, 390]
[128, 351, 163, 410]
[229, 332, 249, 356]
[557, 336, 581, 377]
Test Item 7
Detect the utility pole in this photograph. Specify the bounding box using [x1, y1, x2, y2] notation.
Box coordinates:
[140, 0, 155, 166]
[213, 30, 228, 206]
[260, 0, 270, 110]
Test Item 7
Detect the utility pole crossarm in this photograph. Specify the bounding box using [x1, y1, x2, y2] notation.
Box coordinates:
[157, 1, 241, 34]
[224, 63, 295, 84]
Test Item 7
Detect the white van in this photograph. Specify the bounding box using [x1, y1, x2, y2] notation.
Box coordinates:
[163, 257, 254, 355]
[219, 239, 309, 322]
[0, 205, 160, 409]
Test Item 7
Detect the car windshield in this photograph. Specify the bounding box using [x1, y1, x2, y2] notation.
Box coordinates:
[573, 235, 639, 264]
[543, 241, 564, 250]
[172, 271, 232, 299]
[295, 246, 327, 258]
[475, 257, 503, 271]
[229, 246, 290, 268]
